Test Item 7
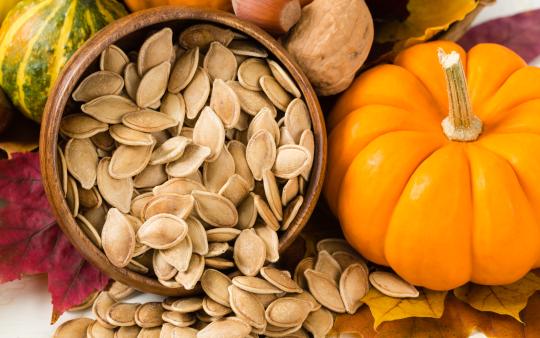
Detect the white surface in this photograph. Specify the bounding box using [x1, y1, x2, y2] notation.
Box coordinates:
[1, 1, 539, 337]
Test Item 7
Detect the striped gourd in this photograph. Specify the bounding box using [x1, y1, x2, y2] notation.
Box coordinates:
[0, 0, 127, 122]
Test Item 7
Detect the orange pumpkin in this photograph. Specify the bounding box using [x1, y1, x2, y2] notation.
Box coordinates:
[124, 0, 232, 12]
[325, 41, 540, 290]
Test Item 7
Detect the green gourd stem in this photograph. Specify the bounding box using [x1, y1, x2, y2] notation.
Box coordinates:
[438, 48, 482, 142]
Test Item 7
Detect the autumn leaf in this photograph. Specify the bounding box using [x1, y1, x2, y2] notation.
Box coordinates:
[458, 9, 540, 63]
[361, 287, 447, 329]
[330, 294, 534, 337]
[454, 273, 540, 322]
[0, 152, 109, 319]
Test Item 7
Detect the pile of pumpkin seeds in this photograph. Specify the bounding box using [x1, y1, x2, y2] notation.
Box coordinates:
[54, 239, 419, 338]
[58, 24, 314, 290]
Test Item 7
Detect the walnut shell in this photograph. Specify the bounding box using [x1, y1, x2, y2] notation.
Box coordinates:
[283, 0, 374, 96]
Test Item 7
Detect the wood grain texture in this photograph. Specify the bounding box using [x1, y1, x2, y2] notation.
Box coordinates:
[39, 6, 326, 296]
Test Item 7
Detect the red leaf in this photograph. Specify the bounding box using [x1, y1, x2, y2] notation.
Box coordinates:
[458, 9, 540, 63]
[0, 152, 109, 318]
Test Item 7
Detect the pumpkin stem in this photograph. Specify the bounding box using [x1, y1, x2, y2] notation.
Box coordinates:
[438, 48, 482, 142]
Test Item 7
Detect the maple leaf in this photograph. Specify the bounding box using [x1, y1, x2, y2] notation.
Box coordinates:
[454, 272, 540, 322]
[458, 9, 540, 63]
[0, 152, 109, 320]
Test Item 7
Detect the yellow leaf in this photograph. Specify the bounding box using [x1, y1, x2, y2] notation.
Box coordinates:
[0, 112, 39, 159]
[362, 287, 447, 329]
[377, 0, 478, 50]
[454, 272, 540, 322]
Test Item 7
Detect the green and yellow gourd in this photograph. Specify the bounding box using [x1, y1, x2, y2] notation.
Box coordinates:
[0, 0, 127, 122]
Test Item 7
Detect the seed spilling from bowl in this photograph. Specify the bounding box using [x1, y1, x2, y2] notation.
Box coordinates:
[58, 24, 315, 290]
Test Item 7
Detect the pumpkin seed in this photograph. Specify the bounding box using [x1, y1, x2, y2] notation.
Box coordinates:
[179, 24, 234, 51]
[316, 238, 356, 255]
[109, 124, 155, 146]
[247, 107, 280, 144]
[290, 291, 321, 313]
[124, 62, 141, 101]
[86, 321, 115, 338]
[108, 281, 135, 300]
[201, 269, 232, 307]
[82, 95, 138, 124]
[237, 192, 257, 230]
[227, 81, 276, 116]
[170, 297, 203, 313]
[109, 143, 154, 179]
[299, 129, 314, 180]
[263, 170, 283, 221]
[253, 193, 280, 231]
[137, 214, 189, 250]
[77, 185, 102, 209]
[192, 190, 238, 227]
[238, 58, 271, 91]
[175, 254, 205, 290]
[143, 193, 194, 220]
[246, 130, 276, 181]
[153, 177, 205, 196]
[138, 28, 173, 76]
[76, 214, 101, 248]
[186, 217, 208, 255]
[60, 114, 109, 139]
[206, 257, 235, 270]
[128, 259, 150, 273]
[281, 177, 299, 206]
[92, 292, 117, 329]
[96, 159, 133, 212]
[204, 42, 237, 81]
[160, 324, 197, 338]
[197, 317, 251, 338]
[116, 326, 141, 338]
[153, 250, 177, 281]
[150, 136, 191, 165]
[131, 192, 153, 219]
[106, 302, 139, 326]
[101, 45, 129, 74]
[266, 297, 311, 328]
[193, 107, 225, 161]
[206, 228, 241, 242]
[158, 279, 182, 288]
[304, 269, 345, 313]
[267, 60, 301, 98]
[315, 250, 342, 284]
[169, 49, 199, 95]
[136, 61, 171, 108]
[228, 140, 254, 190]
[203, 145, 235, 192]
[65, 138, 98, 189]
[332, 251, 368, 274]
[303, 307, 333, 338]
[137, 327, 161, 338]
[134, 302, 164, 328]
[279, 127, 296, 146]
[73, 71, 124, 102]
[340, 263, 369, 314]
[294, 257, 314, 290]
[218, 174, 250, 206]
[152, 130, 170, 147]
[260, 75, 292, 112]
[272, 145, 311, 179]
[184, 67, 211, 119]
[232, 276, 282, 294]
[205, 242, 229, 258]
[83, 204, 108, 231]
[122, 109, 178, 132]
[102, 208, 136, 268]
[210, 79, 241, 128]
[254, 224, 279, 263]
[165, 145, 210, 178]
[162, 311, 196, 327]
[66, 176, 79, 216]
[53, 318, 94, 338]
[234, 229, 266, 276]
[203, 296, 231, 317]
[161, 93, 186, 134]
[285, 99, 311, 143]
[57, 146, 68, 196]
[261, 267, 303, 293]
[369, 271, 419, 298]
[228, 285, 266, 329]
[228, 40, 268, 58]
[161, 236, 192, 272]
[134, 164, 168, 188]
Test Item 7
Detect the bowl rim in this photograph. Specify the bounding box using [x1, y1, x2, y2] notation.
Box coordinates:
[39, 5, 327, 296]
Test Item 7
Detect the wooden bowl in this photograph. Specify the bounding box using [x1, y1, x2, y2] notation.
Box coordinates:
[39, 6, 326, 296]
